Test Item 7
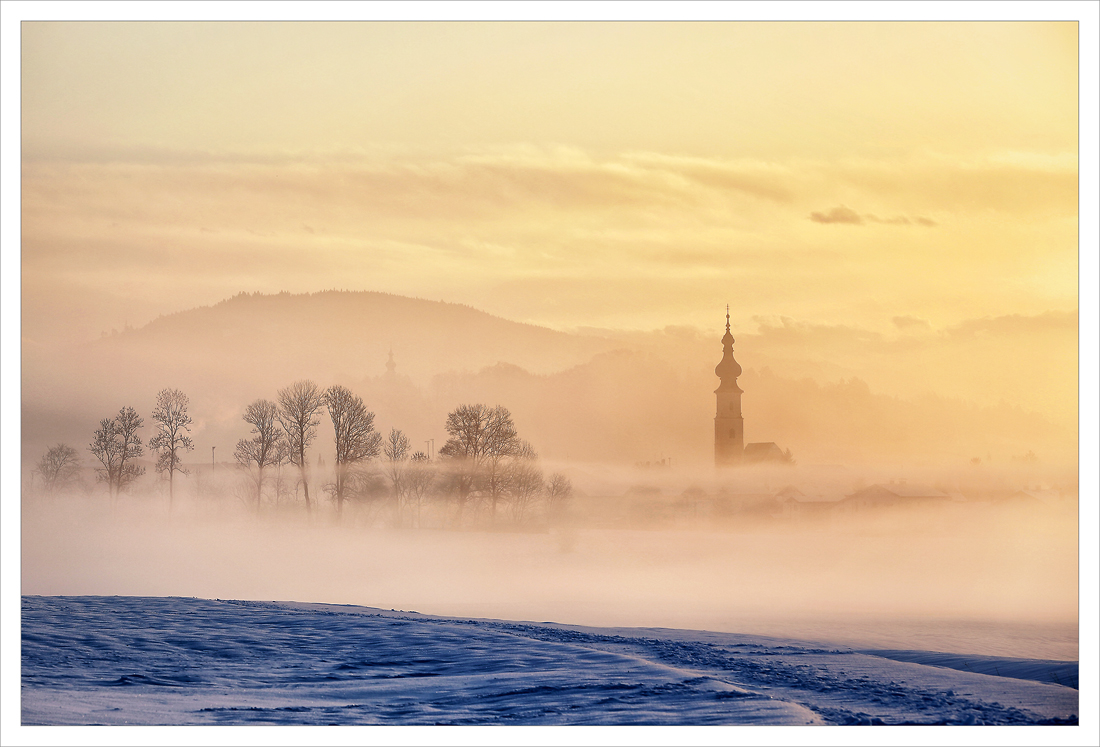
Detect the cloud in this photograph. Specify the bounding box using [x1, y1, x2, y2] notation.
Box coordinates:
[21, 149, 806, 249]
[621, 153, 795, 203]
[831, 154, 1077, 216]
[943, 311, 1078, 339]
[18, 145, 1076, 350]
[748, 316, 886, 348]
[809, 205, 863, 224]
[869, 214, 911, 225]
[748, 311, 1078, 358]
[892, 315, 931, 330]
[811, 207, 937, 227]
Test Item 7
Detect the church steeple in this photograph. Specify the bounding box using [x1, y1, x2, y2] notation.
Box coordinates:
[385, 347, 396, 376]
[714, 305, 742, 384]
[714, 305, 744, 467]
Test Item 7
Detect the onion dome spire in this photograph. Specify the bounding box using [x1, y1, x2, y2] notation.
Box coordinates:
[714, 305, 742, 383]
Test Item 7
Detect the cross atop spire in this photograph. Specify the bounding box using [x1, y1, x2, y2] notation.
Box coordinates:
[726, 304, 730, 332]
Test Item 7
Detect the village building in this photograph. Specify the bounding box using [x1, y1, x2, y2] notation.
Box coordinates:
[837, 482, 952, 512]
[743, 442, 785, 463]
[772, 485, 846, 521]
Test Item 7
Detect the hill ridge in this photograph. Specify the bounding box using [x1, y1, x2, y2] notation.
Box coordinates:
[133, 289, 582, 341]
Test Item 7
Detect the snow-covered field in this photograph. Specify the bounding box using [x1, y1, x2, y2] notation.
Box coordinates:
[21, 595, 1078, 726]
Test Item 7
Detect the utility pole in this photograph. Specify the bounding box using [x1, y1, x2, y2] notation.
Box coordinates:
[212, 446, 216, 471]
[425, 439, 434, 460]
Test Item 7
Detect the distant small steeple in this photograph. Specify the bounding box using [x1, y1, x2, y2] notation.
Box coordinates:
[385, 347, 396, 376]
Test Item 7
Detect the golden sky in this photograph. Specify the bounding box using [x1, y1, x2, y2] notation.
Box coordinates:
[14, 19, 1089, 424]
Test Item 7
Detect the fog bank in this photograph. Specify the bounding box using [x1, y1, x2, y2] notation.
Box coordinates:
[22, 464, 1078, 661]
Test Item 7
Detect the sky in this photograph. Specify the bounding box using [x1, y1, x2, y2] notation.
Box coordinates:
[15, 18, 1085, 345]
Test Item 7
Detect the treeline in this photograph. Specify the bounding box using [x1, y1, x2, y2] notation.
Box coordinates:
[31, 381, 572, 528]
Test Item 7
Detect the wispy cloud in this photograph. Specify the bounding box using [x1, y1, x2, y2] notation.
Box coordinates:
[831, 153, 1077, 216]
[809, 205, 863, 224]
[810, 206, 937, 226]
[20, 145, 1079, 347]
[892, 315, 931, 330]
[943, 310, 1078, 338]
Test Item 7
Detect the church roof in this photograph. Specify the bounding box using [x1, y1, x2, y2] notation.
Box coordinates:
[744, 442, 784, 459]
[846, 483, 950, 500]
[714, 306, 742, 380]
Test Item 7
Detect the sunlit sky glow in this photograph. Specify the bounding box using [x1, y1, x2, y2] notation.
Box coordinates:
[16, 19, 1083, 342]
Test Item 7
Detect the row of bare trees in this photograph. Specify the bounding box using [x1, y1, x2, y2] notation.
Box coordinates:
[233, 381, 381, 517]
[36, 381, 572, 526]
[230, 385, 572, 525]
[441, 403, 541, 523]
[81, 389, 194, 507]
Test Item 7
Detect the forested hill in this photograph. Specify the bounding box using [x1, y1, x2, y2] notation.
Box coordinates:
[111, 290, 614, 381]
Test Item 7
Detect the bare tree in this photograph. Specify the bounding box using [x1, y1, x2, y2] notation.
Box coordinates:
[88, 407, 145, 500]
[545, 471, 573, 521]
[234, 399, 284, 510]
[276, 379, 325, 513]
[36, 443, 81, 496]
[271, 437, 295, 506]
[438, 404, 490, 515]
[383, 427, 411, 525]
[324, 385, 382, 516]
[482, 410, 522, 523]
[149, 388, 194, 510]
[438, 404, 521, 523]
[507, 441, 544, 523]
[405, 451, 435, 528]
[545, 472, 575, 552]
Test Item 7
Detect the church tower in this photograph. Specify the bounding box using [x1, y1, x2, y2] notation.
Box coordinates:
[714, 306, 744, 466]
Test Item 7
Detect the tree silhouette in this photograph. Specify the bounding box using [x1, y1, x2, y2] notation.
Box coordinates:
[405, 451, 434, 528]
[88, 407, 145, 500]
[36, 443, 81, 495]
[324, 385, 382, 516]
[277, 379, 325, 513]
[545, 471, 573, 521]
[149, 388, 194, 510]
[507, 440, 543, 523]
[234, 399, 284, 510]
[439, 404, 523, 523]
[383, 427, 411, 524]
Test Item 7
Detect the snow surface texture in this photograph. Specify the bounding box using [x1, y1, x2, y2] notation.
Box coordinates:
[21, 596, 1078, 726]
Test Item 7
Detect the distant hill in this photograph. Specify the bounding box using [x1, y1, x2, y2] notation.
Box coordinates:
[109, 290, 615, 381]
[20, 291, 619, 463]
